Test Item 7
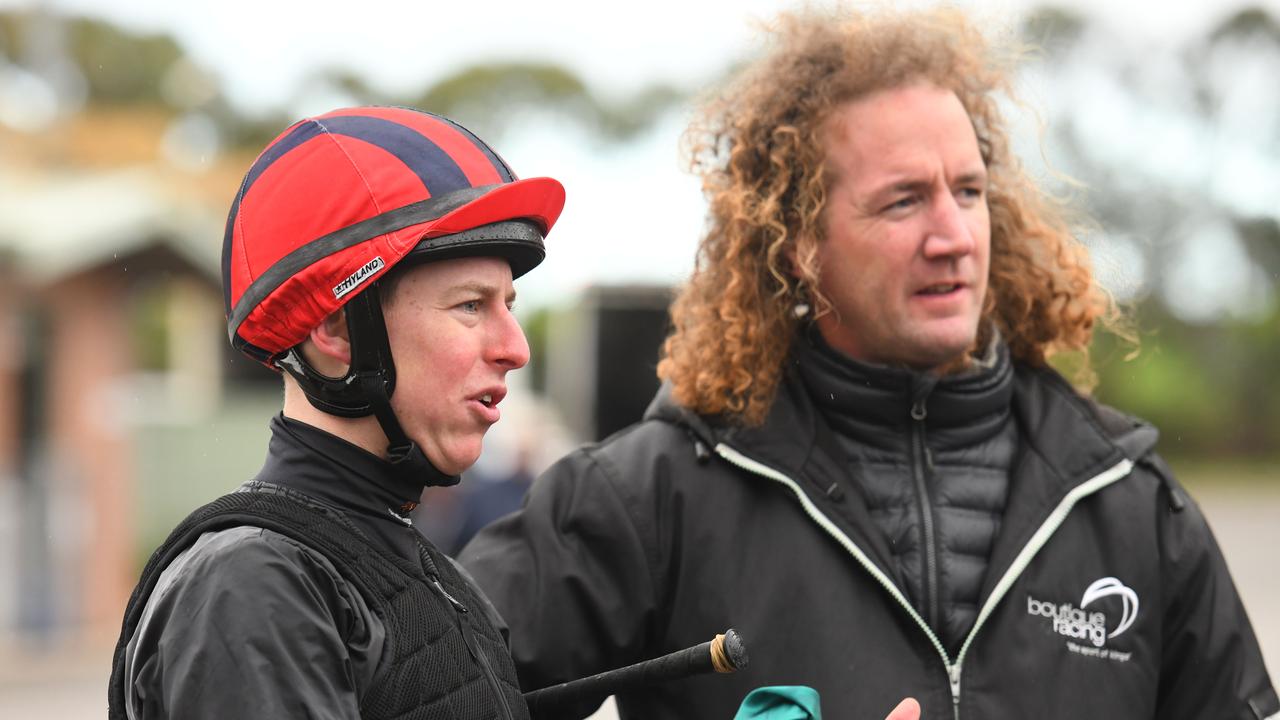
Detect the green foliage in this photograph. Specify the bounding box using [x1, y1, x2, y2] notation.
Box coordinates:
[1210, 6, 1280, 44]
[1092, 302, 1280, 459]
[214, 106, 292, 151]
[1020, 5, 1087, 53]
[420, 62, 589, 112]
[0, 12, 22, 58]
[131, 283, 171, 371]
[0, 10, 183, 106]
[0, 10, 683, 149]
[520, 306, 553, 395]
[66, 17, 183, 104]
[406, 61, 684, 143]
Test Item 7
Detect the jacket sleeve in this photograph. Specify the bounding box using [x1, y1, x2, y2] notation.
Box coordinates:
[124, 526, 384, 720]
[458, 444, 663, 716]
[1153, 465, 1279, 720]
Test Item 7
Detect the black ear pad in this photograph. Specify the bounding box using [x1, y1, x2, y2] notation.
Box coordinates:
[275, 289, 394, 419]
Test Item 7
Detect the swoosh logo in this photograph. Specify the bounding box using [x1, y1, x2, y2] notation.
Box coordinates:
[1081, 576, 1139, 638]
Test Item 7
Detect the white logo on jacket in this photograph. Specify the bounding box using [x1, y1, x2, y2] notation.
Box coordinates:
[1027, 576, 1140, 649]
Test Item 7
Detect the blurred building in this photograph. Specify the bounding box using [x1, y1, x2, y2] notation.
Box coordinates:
[0, 164, 225, 642]
[545, 284, 672, 442]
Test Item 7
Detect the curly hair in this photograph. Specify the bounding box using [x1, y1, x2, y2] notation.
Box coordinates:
[657, 5, 1123, 425]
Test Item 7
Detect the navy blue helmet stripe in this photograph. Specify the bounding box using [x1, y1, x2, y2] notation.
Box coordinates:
[236, 115, 473, 204]
[221, 172, 252, 315]
[220, 198, 236, 315]
[430, 113, 516, 182]
[319, 115, 473, 196]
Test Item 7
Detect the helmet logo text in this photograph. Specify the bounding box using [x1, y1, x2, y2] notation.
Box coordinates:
[333, 256, 385, 299]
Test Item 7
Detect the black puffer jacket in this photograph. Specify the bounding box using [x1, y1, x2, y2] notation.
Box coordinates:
[461, 353, 1278, 720]
[794, 334, 1017, 654]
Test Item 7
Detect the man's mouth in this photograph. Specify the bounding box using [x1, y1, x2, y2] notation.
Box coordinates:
[474, 388, 506, 409]
[918, 282, 962, 295]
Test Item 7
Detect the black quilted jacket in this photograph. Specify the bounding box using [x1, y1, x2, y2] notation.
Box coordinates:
[792, 334, 1018, 656]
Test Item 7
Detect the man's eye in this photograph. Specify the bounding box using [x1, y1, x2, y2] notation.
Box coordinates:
[459, 300, 480, 313]
[885, 196, 917, 212]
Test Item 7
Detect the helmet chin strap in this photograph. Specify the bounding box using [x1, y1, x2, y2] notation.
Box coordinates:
[277, 288, 459, 488]
[353, 369, 459, 488]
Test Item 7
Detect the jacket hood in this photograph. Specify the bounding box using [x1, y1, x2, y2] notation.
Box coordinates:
[1010, 365, 1160, 475]
[643, 381, 719, 448]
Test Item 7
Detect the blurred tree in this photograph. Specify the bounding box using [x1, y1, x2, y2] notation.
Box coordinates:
[1023, 4, 1280, 461]
[1, 11, 685, 152]
[521, 306, 553, 396]
[1236, 217, 1280, 278]
[0, 11, 182, 106]
[1020, 5, 1087, 54]
[65, 17, 181, 105]
[406, 61, 684, 142]
[1210, 6, 1280, 43]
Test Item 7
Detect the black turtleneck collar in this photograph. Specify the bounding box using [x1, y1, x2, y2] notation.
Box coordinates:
[249, 414, 429, 564]
[257, 413, 426, 513]
[794, 326, 1014, 451]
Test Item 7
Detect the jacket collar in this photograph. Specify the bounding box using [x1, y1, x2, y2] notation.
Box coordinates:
[645, 350, 898, 573]
[255, 413, 429, 519]
[645, 347, 1150, 497]
[793, 329, 1015, 452]
[968, 364, 1153, 602]
[645, 344, 1155, 597]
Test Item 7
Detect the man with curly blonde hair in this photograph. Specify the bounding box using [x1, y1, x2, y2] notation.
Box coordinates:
[462, 7, 1276, 719]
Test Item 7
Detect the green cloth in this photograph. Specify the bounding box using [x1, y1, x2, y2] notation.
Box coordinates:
[734, 686, 822, 719]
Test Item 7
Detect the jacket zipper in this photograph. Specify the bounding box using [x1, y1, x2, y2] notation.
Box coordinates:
[946, 458, 1133, 715]
[714, 442, 1132, 720]
[464, 614, 517, 720]
[418, 539, 516, 720]
[909, 399, 940, 632]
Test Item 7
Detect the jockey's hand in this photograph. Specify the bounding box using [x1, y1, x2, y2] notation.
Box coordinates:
[885, 698, 921, 720]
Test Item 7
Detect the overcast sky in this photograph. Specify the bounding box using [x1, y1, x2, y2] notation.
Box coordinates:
[2, 0, 1276, 311]
[6, 0, 1272, 113]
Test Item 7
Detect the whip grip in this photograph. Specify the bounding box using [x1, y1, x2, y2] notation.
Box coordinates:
[524, 629, 747, 718]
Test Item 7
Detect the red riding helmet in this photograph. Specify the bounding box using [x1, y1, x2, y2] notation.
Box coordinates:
[222, 106, 565, 484]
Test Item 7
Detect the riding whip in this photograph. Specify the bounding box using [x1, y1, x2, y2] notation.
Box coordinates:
[523, 629, 749, 718]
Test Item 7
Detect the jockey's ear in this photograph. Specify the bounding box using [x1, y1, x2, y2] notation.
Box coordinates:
[302, 310, 351, 376]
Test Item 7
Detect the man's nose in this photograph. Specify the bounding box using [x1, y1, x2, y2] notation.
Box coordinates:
[491, 308, 531, 370]
[922, 191, 976, 259]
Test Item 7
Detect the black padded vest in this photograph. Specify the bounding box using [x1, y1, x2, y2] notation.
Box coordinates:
[108, 491, 529, 720]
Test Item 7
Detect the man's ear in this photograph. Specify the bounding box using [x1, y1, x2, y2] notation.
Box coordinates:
[785, 244, 801, 279]
[303, 309, 352, 374]
[785, 236, 813, 280]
